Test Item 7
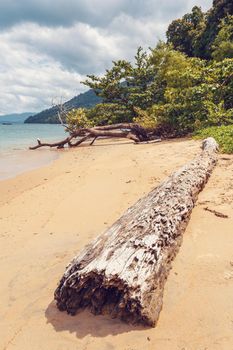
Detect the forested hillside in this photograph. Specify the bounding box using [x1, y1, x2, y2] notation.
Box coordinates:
[24, 89, 101, 124]
[0, 112, 33, 123]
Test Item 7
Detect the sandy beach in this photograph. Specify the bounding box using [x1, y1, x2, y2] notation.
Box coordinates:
[0, 138, 233, 350]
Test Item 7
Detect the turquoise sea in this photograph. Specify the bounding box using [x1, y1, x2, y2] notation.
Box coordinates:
[0, 123, 67, 180]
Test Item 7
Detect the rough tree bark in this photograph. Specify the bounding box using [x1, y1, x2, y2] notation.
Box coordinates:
[54, 137, 218, 327]
[29, 123, 153, 150]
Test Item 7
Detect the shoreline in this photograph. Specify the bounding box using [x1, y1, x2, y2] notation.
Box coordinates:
[0, 147, 61, 181]
[0, 138, 233, 350]
[0, 122, 67, 180]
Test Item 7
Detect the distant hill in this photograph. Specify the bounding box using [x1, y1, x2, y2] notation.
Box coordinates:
[0, 112, 34, 123]
[25, 89, 101, 124]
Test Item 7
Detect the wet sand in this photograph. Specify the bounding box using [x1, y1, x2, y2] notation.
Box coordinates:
[0, 138, 232, 350]
[0, 148, 59, 181]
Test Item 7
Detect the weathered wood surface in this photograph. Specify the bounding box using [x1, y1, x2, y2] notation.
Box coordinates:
[54, 137, 218, 326]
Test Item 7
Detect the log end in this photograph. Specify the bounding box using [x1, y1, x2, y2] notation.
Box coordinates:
[202, 137, 219, 153]
[54, 271, 161, 327]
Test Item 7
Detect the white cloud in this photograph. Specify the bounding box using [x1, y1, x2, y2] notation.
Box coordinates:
[0, 35, 85, 114]
[4, 22, 122, 73]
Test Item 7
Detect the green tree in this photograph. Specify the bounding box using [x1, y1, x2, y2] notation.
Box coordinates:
[146, 45, 232, 134]
[82, 47, 157, 123]
[126, 47, 156, 110]
[166, 6, 205, 57]
[167, 1, 233, 59]
[212, 15, 233, 60]
[87, 103, 133, 125]
[207, 58, 233, 109]
[66, 108, 93, 132]
[195, 0, 233, 59]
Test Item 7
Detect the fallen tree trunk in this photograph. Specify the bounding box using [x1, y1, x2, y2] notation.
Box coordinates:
[54, 137, 218, 326]
[29, 123, 151, 150]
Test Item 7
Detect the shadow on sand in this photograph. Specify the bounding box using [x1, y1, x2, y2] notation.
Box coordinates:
[45, 300, 147, 339]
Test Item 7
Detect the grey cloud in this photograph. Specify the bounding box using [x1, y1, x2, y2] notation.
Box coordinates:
[2, 16, 169, 76]
[0, 0, 213, 114]
[2, 23, 122, 75]
[0, 0, 126, 28]
[0, 0, 212, 29]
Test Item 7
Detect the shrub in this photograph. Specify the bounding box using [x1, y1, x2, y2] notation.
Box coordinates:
[194, 125, 233, 153]
[66, 108, 93, 131]
[133, 107, 157, 130]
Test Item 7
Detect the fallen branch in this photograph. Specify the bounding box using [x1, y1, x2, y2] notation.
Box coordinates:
[204, 207, 229, 218]
[135, 139, 162, 145]
[29, 123, 150, 150]
[29, 135, 76, 150]
[54, 137, 218, 327]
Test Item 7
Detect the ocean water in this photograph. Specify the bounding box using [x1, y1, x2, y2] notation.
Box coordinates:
[0, 123, 67, 180]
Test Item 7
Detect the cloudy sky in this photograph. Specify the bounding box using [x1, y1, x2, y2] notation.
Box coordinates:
[0, 0, 212, 115]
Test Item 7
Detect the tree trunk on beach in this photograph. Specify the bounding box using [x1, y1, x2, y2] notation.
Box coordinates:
[54, 137, 218, 327]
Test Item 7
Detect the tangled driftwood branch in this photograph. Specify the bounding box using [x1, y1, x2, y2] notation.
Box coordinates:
[29, 123, 152, 150]
[54, 137, 218, 326]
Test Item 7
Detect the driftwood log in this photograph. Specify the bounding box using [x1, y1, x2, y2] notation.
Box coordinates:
[29, 123, 153, 150]
[54, 137, 218, 326]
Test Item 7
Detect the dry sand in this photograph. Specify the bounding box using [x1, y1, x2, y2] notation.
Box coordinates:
[0, 138, 232, 350]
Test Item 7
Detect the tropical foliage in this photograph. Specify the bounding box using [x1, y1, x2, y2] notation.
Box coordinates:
[212, 15, 233, 61]
[167, 0, 233, 59]
[66, 108, 93, 132]
[66, 0, 233, 152]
